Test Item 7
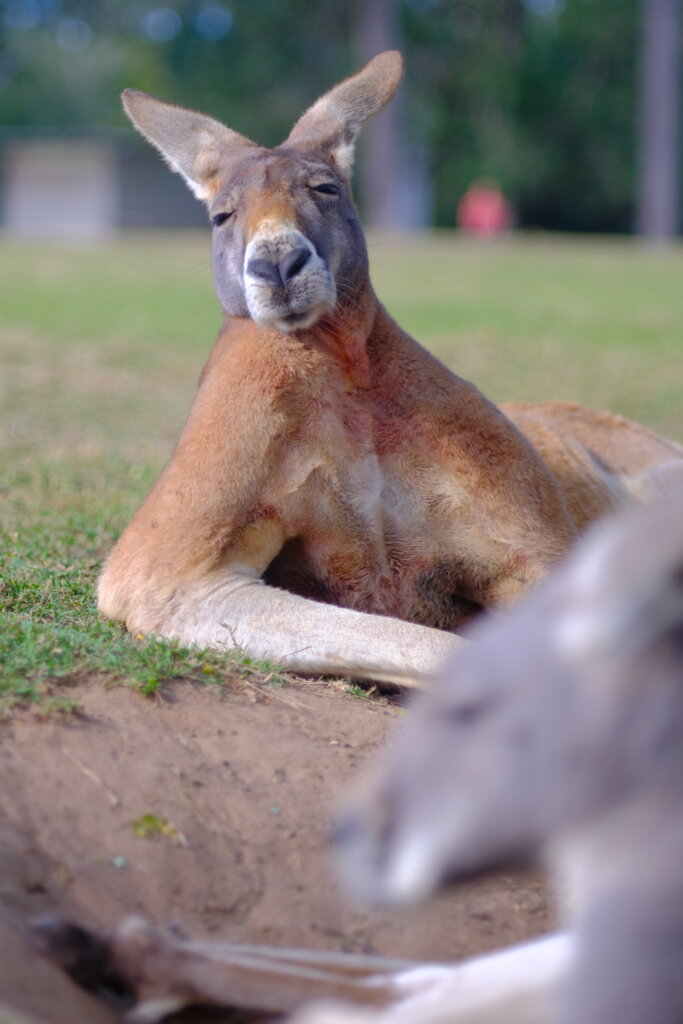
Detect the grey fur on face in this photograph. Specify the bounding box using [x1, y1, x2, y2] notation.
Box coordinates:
[207, 149, 368, 330]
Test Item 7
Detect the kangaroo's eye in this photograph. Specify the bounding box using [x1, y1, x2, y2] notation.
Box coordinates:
[212, 211, 233, 227]
[311, 183, 340, 196]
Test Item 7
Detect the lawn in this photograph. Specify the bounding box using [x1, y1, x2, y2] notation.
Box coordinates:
[1, 230, 681, 706]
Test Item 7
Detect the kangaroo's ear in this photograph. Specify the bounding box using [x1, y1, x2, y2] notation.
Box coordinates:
[121, 90, 255, 202]
[286, 51, 403, 178]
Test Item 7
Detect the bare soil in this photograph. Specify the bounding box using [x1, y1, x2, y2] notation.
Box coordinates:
[0, 679, 554, 1023]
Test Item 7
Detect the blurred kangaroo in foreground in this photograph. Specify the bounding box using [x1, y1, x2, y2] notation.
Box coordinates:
[98, 50, 682, 685]
[328, 483, 683, 1023]
[40, 487, 683, 1022]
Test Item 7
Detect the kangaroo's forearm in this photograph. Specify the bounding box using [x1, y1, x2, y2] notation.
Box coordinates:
[112, 573, 464, 686]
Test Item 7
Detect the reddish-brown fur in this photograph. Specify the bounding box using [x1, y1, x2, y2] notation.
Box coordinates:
[98, 53, 682, 685]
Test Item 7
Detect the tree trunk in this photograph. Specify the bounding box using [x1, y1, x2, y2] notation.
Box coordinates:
[636, 0, 680, 239]
[355, 0, 431, 229]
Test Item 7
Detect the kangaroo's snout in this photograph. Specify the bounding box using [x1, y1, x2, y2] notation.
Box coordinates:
[243, 223, 335, 332]
[332, 771, 455, 909]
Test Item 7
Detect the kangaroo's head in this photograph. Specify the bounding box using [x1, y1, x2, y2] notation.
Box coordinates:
[334, 488, 683, 907]
[122, 52, 402, 333]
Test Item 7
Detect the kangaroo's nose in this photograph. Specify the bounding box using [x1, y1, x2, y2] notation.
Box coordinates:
[246, 258, 283, 286]
[280, 246, 311, 282]
[246, 247, 311, 288]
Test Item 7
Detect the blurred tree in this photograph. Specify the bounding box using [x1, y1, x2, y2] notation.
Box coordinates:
[0, 0, 677, 233]
[636, 0, 680, 239]
[355, 0, 431, 228]
[356, 0, 403, 228]
[0, 0, 354, 137]
[402, 0, 641, 231]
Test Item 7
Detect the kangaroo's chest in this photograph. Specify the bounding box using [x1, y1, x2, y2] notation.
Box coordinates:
[267, 398, 492, 629]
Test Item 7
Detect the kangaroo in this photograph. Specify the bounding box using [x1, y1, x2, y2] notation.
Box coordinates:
[97, 50, 682, 685]
[332, 484, 683, 1023]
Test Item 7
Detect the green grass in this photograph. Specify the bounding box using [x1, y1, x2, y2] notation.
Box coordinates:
[1, 230, 682, 707]
[0, 456, 289, 707]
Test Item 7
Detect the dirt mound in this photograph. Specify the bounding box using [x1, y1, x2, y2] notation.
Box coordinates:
[0, 680, 553, 1022]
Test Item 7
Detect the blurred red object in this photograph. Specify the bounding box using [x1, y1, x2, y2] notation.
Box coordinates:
[457, 180, 512, 237]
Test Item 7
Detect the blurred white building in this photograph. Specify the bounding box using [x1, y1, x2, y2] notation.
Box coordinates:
[0, 131, 207, 238]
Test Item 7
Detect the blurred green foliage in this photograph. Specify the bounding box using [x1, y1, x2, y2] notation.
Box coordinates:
[0, 1, 641, 229]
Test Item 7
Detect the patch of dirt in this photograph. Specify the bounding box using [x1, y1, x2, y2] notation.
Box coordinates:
[0, 680, 555, 1022]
